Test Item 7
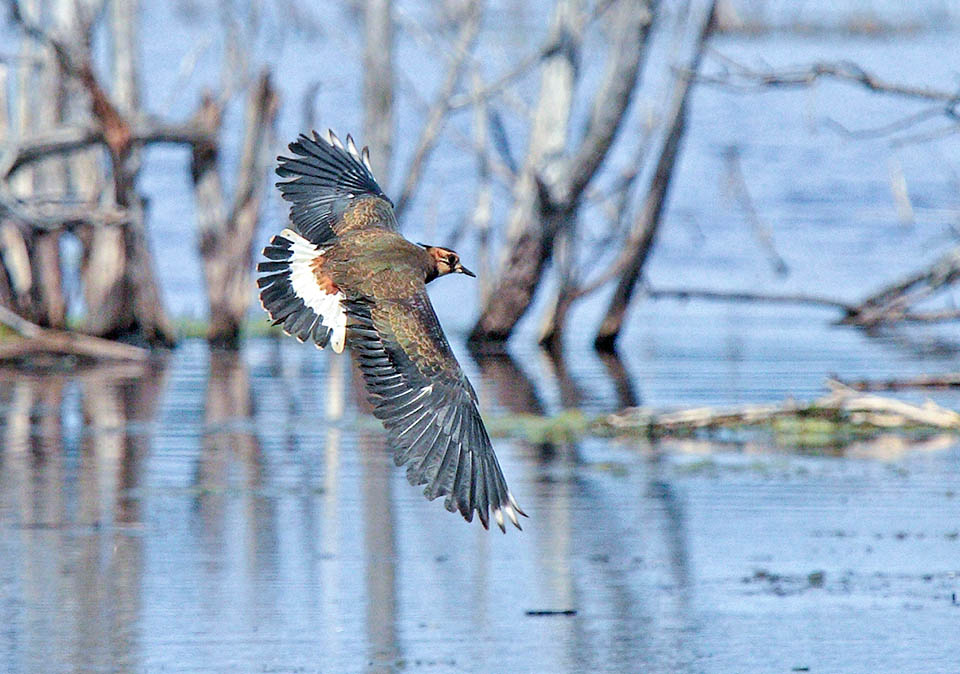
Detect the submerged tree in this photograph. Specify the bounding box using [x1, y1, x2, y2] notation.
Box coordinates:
[0, 0, 277, 350]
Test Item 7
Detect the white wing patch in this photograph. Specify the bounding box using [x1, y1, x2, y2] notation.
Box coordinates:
[282, 228, 347, 353]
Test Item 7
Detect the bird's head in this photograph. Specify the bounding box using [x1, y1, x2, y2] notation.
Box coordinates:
[419, 244, 476, 282]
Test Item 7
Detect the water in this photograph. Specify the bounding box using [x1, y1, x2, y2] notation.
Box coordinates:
[5, 1, 960, 672]
[1, 342, 959, 673]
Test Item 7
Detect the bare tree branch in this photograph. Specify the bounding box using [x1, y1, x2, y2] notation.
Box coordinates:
[595, 0, 716, 352]
[3, 120, 212, 178]
[393, 0, 485, 218]
[696, 52, 960, 104]
[723, 145, 788, 275]
[363, 0, 394, 181]
[843, 246, 960, 326]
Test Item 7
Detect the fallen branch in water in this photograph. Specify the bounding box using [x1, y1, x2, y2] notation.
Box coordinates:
[0, 305, 148, 362]
[487, 381, 960, 451]
[841, 246, 960, 327]
[838, 373, 960, 391]
[600, 381, 960, 434]
[643, 244, 960, 326]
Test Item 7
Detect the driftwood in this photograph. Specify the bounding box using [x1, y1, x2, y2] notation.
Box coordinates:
[0, 304, 148, 362]
[838, 373, 960, 392]
[601, 381, 960, 434]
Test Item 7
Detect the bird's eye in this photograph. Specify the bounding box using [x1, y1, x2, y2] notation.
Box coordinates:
[447, 255, 456, 265]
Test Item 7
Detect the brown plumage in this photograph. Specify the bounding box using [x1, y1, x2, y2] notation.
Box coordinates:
[257, 130, 526, 532]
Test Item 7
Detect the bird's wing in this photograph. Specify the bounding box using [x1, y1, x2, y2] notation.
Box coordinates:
[346, 290, 525, 531]
[275, 129, 398, 247]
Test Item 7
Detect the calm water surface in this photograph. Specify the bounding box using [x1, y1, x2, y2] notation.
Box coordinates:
[1, 340, 959, 673]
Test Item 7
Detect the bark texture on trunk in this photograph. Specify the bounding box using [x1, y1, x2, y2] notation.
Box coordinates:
[471, 0, 656, 345]
[594, 0, 715, 352]
[468, 0, 585, 344]
[539, 0, 656, 351]
[363, 0, 394, 184]
[193, 71, 279, 349]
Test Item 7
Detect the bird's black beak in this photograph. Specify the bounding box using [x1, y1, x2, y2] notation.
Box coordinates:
[456, 263, 476, 277]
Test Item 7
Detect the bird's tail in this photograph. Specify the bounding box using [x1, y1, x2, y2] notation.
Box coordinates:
[256, 228, 347, 351]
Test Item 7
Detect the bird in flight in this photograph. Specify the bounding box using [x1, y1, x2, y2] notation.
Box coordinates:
[257, 130, 526, 532]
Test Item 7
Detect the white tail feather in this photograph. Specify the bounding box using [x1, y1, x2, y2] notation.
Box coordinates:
[282, 228, 347, 353]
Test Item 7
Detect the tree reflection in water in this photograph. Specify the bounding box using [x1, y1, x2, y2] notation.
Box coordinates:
[0, 342, 696, 672]
[0, 358, 167, 671]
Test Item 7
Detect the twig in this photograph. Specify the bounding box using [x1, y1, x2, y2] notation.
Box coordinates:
[821, 107, 946, 140]
[447, 42, 550, 112]
[696, 53, 960, 104]
[393, 0, 485, 218]
[723, 145, 788, 275]
[0, 304, 149, 361]
[839, 373, 960, 391]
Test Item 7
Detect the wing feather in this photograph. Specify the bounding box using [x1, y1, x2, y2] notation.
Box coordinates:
[275, 130, 397, 247]
[346, 293, 526, 531]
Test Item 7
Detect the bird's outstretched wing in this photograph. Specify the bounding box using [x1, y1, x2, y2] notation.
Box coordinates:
[275, 129, 398, 247]
[346, 291, 526, 531]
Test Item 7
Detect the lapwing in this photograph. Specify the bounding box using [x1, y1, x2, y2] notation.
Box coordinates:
[257, 130, 526, 531]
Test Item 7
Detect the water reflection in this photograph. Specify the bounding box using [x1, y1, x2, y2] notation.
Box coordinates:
[2, 340, 956, 672]
[470, 345, 557, 462]
[597, 349, 641, 409]
[0, 358, 167, 672]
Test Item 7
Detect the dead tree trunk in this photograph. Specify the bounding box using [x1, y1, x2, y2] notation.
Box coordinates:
[193, 71, 279, 349]
[468, 0, 586, 344]
[4, 0, 66, 329]
[8, 0, 179, 345]
[31, 15, 67, 329]
[538, 0, 657, 351]
[469, 0, 657, 346]
[594, 0, 715, 352]
[363, 0, 394, 183]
